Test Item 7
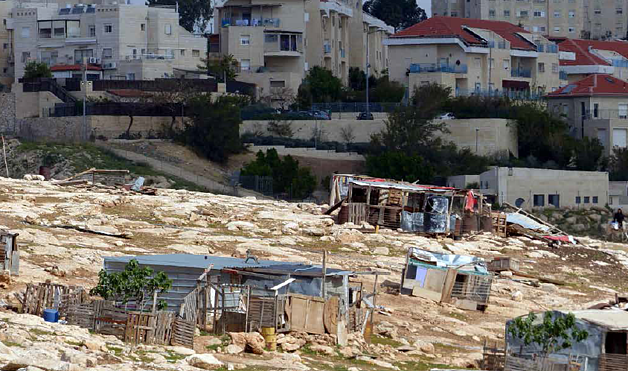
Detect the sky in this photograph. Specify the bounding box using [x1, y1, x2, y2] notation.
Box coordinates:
[417, 0, 431, 16]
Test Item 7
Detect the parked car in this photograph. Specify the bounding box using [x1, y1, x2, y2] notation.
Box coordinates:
[438, 112, 455, 120]
[310, 110, 331, 120]
[357, 112, 374, 120]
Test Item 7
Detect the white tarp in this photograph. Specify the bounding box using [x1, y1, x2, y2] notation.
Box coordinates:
[506, 213, 550, 232]
[408, 247, 488, 274]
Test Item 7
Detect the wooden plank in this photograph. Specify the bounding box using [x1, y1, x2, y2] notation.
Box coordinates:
[324, 296, 339, 335]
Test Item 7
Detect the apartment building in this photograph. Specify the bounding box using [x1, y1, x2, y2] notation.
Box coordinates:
[211, 0, 392, 95]
[4, 1, 205, 82]
[384, 17, 565, 98]
[433, 0, 628, 41]
[0, 0, 13, 87]
[554, 38, 628, 83]
[547, 74, 628, 152]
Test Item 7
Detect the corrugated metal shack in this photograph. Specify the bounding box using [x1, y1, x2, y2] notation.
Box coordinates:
[333, 176, 491, 235]
[401, 247, 492, 311]
[0, 231, 18, 275]
[104, 254, 379, 339]
[506, 310, 628, 371]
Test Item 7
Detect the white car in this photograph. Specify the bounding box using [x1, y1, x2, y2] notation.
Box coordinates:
[438, 113, 455, 120]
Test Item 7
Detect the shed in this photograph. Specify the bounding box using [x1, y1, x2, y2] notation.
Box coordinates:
[506, 310, 628, 371]
[103, 254, 353, 314]
[401, 247, 492, 311]
[0, 232, 18, 275]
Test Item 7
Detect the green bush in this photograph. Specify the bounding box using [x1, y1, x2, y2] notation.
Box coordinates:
[23, 61, 52, 79]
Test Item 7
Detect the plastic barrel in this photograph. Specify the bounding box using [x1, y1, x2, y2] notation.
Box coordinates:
[261, 327, 277, 351]
[43, 309, 59, 323]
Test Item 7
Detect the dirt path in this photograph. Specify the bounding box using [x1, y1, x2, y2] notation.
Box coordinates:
[95, 141, 262, 198]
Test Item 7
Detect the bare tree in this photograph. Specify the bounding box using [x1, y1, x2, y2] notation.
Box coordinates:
[146, 80, 199, 135]
[264, 87, 296, 111]
[340, 124, 356, 145]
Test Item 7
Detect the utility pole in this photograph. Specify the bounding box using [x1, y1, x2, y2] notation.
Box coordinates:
[82, 58, 87, 138]
[365, 31, 370, 116]
[475, 128, 479, 154]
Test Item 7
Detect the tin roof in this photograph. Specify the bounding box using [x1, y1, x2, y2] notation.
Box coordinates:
[104, 254, 352, 276]
[573, 310, 628, 330]
[350, 179, 456, 192]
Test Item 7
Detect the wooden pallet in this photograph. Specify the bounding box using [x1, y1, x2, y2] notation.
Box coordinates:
[172, 317, 195, 348]
[492, 212, 507, 238]
[125, 312, 156, 345]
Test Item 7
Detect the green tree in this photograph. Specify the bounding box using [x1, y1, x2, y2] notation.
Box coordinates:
[299, 66, 342, 104]
[23, 61, 52, 79]
[177, 95, 244, 163]
[366, 152, 434, 183]
[198, 54, 239, 82]
[146, 0, 212, 33]
[363, 0, 427, 32]
[609, 147, 628, 181]
[508, 312, 589, 356]
[573, 136, 605, 171]
[90, 259, 173, 310]
[241, 149, 316, 199]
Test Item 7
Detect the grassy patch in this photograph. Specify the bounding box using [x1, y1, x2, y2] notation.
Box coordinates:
[164, 350, 187, 363]
[65, 340, 83, 347]
[205, 335, 231, 352]
[1, 340, 22, 348]
[446, 311, 469, 322]
[107, 346, 124, 357]
[371, 335, 403, 348]
[29, 328, 53, 337]
[395, 360, 457, 371]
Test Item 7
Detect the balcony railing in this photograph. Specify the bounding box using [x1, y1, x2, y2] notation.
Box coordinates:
[585, 109, 628, 120]
[559, 71, 568, 80]
[511, 68, 532, 78]
[408, 63, 468, 74]
[612, 59, 628, 68]
[455, 88, 542, 100]
[221, 18, 280, 27]
[324, 44, 331, 53]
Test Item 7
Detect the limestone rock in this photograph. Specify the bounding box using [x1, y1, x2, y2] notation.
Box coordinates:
[511, 291, 524, 302]
[309, 344, 335, 356]
[169, 346, 196, 356]
[372, 246, 390, 256]
[282, 222, 300, 235]
[413, 340, 435, 354]
[186, 354, 224, 370]
[499, 270, 513, 278]
[277, 335, 306, 352]
[226, 221, 257, 231]
[225, 344, 244, 355]
[228, 332, 265, 355]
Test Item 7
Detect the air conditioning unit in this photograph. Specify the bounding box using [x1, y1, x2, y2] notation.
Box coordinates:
[103, 62, 117, 70]
[88, 57, 99, 64]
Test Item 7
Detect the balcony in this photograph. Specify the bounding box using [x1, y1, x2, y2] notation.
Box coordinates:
[612, 59, 628, 68]
[559, 71, 568, 80]
[221, 18, 280, 27]
[511, 68, 532, 78]
[264, 34, 303, 57]
[585, 109, 628, 120]
[65, 36, 97, 45]
[340, 48, 346, 58]
[324, 44, 331, 54]
[409, 63, 468, 74]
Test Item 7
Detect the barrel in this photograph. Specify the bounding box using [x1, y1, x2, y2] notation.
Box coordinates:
[38, 166, 51, 181]
[43, 309, 59, 323]
[462, 213, 478, 233]
[337, 205, 349, 224]
[261, 327, 277, 351]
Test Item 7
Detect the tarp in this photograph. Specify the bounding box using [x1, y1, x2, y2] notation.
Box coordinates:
[408, 247, 488, 275]
[506, 213, 550, 232]
[400, 211, 424, 232]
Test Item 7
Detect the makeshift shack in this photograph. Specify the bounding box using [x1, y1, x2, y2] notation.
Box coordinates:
[331, 175, 491, 236]
[401, 247, 492, 311]
[506, 310, 628, 371]
[0, 231, 18, 275]
[104, 254, 382, 340]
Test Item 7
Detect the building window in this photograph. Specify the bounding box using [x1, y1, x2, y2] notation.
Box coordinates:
[2, 43, 7, 49]
[21, 27, 30, 38]
[474, 57, 481, 68]
[620, 104, 628, 119]
[240, 35, 250, 45]
[576, 196, 581, 204]
[126, 73, 135, 81]
[240, 59, 250, 71]
[180, 49, 185, 56]
[104, 24, 113, 33]
[618, 8, 624, 14]
[554, 11, 561, 17]
[593, 196, 599, 204]
[2, 68, 6, 74]
[141, 23, 145, 31]
[533, 10, 545, 17]
[548, 195, 560, 207]
[563, 104, 569, 115]
[594, 103, 599, 118]
[451, 11, 458, 16]
[88, 25, 95, 37]
[594, 9, 602, 14]
[21, 51, 30, 63]
[568, 27, 575, 33]
[165, 24, 172, 35]
[584, 196, 590, 203]
[538, 62, 545, 72]
[503, 59, 510, 70]
[489, 58, 495, 69]
[554, 27, 561, 32]
[504, 10, 510, 16]
[552, 63, 558, 73]
[102, 48, 113, 59]
[489, 9, 496, 17]
[568, 10, 575, 18]
[192, 49, 200, 57]
[533, 194, 545, 207]
[74, 49, 93, 62]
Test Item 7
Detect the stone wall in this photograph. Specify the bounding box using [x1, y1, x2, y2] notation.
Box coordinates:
[0, 93, 16, 134]
[17, 117, 88, 143]
[90, 116, 184, 139]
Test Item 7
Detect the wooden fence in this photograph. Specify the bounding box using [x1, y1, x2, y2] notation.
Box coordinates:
[599, 353, 628, 371]
[504, 355, 581, 371]
[17, 282, 85, 317]
[481, 340, 505, 371]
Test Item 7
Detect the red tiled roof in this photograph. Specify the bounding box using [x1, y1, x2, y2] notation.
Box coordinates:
[547, 74, 628, 97]
[391, 16, 536, 51]
[50, 64, 103, 72]
[555, 38, 628, 66]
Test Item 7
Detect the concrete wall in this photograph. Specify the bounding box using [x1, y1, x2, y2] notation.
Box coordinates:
[16, 116, 88, 142]
[241, 117, 518, 157]
[90, 115, 183, 138]
[12, 85, 63, 119]
[482, 167, 609, 210]
[0, 93, 16, 133]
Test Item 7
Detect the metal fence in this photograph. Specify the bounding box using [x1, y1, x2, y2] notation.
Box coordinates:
[50, 102, 184, 117]
[238, 175, 273, 196]
[311, 102, 401, 113]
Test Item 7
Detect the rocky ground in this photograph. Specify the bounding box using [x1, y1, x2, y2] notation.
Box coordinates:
[1, 177, 628, 370]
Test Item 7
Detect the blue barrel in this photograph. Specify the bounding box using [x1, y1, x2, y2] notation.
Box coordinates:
[43, 309, 59, 323]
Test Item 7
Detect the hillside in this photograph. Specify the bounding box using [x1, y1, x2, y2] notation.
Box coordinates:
[0, 177, 627, 370]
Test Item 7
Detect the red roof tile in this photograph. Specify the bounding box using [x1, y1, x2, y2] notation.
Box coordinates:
[547, 74, 628, 97]
[50, 64, 103, 72]
[555, 38, 628, 66]
[391, 16, 536, 51]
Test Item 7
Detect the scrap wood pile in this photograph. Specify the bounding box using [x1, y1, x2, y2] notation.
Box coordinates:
[13, 281, 87, 317]
[493, 202, 575, 246]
